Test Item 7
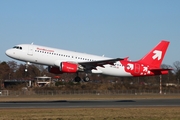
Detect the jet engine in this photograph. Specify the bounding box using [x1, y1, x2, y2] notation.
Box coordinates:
[48, 62, 84, 74]
[48, 66, 63, 74]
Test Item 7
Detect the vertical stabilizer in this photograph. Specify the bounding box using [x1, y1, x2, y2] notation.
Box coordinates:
[138, 40, 170, 68]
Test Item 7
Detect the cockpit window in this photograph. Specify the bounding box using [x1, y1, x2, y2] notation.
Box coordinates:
[13, 46, 22, 50]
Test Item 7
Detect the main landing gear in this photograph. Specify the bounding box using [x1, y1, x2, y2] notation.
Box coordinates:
[74, 76, 81, 82]
[83, 75, 90, 82]
[74, 73, 90, 82]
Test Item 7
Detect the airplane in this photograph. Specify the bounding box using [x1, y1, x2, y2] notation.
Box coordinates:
[5, 40, 171, 82]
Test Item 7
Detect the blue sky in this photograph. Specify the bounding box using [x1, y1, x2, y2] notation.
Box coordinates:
[0, 0, 180, 65]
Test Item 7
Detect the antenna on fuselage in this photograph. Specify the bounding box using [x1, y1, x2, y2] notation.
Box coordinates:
[31, 42, 34, 45]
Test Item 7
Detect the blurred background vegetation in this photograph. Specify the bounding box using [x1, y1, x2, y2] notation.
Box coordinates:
[0, 60, 180, 92]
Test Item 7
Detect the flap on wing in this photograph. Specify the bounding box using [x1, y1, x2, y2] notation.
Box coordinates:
[79, 58, 124, 68]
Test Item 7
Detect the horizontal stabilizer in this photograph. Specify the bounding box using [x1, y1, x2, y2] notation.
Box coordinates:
[149, 68, 172, 75]
[149, 68, 173, 72]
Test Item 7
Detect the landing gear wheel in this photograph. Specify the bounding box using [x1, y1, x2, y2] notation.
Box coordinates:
[25, 62, 30, 72]
[74, 76, 81, 82]
[83, 76, 90, 82]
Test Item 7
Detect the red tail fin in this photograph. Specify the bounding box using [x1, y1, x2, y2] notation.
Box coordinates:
[138, 40, 170, 68]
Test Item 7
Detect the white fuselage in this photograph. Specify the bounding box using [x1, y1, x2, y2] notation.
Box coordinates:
[6, 44, 131, 76]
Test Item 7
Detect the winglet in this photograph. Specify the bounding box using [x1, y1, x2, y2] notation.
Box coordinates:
[124, 57, 129, 61]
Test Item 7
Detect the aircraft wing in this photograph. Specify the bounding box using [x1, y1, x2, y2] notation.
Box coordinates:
[78, 58, 124, 69]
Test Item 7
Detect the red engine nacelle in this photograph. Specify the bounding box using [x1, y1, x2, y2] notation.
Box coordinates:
[48, 62, 79, 74]
[61, 62, 78, 73]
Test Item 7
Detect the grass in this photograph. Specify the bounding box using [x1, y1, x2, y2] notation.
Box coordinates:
[0, 107, 180, 120]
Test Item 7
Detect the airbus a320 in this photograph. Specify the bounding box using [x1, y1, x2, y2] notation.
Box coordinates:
[5, 40, 171, 82]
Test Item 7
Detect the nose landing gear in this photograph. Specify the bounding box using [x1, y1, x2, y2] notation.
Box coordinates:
[25, 62, 30, 72]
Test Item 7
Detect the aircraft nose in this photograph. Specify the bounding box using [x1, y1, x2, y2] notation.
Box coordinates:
[5, 49, 12, 57]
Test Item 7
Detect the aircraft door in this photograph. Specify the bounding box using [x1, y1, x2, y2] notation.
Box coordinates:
[134, 64, 140, 73]
[28, 45, 33, 56]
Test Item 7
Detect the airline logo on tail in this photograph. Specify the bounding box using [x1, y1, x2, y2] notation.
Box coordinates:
[152, 50, 162, 60]
[120, 40, 170, 76]
[138, 40, 169, 68]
